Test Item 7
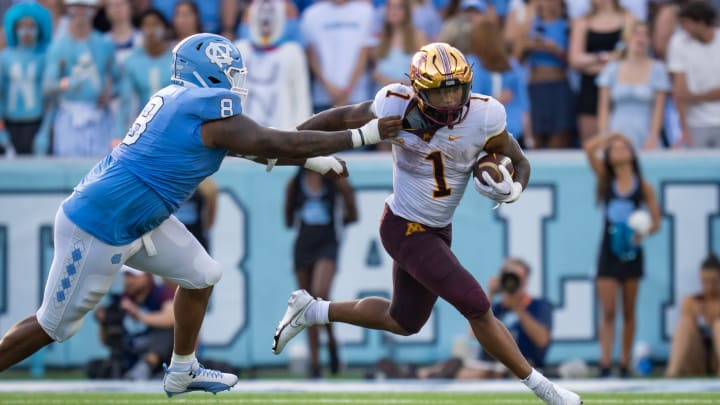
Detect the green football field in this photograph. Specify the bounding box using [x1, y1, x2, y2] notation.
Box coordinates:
[1, 392, 719, 404]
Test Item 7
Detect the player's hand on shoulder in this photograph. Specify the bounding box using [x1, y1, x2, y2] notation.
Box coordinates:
[377, 115, 403, 140]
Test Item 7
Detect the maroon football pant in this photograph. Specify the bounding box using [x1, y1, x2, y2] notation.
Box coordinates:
[380, 206, 490, 334]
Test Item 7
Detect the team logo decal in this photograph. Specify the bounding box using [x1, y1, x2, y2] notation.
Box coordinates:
[205, 42, 234, 69]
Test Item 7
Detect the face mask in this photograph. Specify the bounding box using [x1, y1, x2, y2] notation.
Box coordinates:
[153, 27, 165, 41]
[69, 7, 95, 21]
[16, 26, 38, 44]
[249, 1, 286, 47]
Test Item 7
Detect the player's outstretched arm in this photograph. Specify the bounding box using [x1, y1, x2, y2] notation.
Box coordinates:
[233, 155, 350, 179]
[296, 101, 376, 131]
[201, 112, 402, 159]
[484, 130, 531, 190]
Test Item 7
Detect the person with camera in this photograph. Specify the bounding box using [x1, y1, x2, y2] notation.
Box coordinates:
[93, 266, 175, 380]
[466, 258, 554, 378]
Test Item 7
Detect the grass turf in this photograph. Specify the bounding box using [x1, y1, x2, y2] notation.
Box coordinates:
[0, 392, 719, 404]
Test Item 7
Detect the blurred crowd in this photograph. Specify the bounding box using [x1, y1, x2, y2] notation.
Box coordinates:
[0, 0, 719, 157]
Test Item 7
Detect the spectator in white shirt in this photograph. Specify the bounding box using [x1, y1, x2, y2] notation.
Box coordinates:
[300, 0, 376, 111]
[667, 1, 720, 148]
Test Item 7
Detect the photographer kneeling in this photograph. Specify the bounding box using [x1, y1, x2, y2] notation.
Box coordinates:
[91, 266, 175, 380]
[416, 258, 553, 379]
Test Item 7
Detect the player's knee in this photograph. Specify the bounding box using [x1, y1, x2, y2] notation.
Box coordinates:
[395, 323, 421, 336]
[393, 316, 425, 336]
[202, 259, 223, 287]
[37, 312, 84, 343]
[458, 288, 491, 320]
[176, 257, 222, 289]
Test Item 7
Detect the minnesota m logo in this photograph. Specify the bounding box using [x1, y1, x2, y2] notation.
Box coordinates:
[405, 222, 426, 236]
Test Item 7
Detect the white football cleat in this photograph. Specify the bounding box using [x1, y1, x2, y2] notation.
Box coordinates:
[532, 381, 583, 405]
[272, 289, 315, 355]
[163, 361, 238, 397]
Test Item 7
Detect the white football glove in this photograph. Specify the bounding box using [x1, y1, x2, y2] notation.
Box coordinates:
[303, 156, 344, 175]
[473, 165, 523, 208]
[350, 118, 382, 148]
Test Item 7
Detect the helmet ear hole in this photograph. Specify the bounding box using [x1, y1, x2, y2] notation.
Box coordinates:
[208, 76, 221, 84]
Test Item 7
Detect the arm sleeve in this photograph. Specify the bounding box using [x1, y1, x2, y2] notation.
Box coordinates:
[514, 61, 530, 111]
[194, 88, 243, 122]
[113, 65, 133, 139]
[42, 42, 63, 96]
[666, 32, 685, 73]
[288, 43, 313, 128]
[106, 41, 121, 96]
[595, 61, 617, 88]
[483, 97, 508, 137]
[299, 8, 315, 47]
[370, 83, 411, 118]
[360, 4, 377, 48]
[652, 61, 671, 92]
[533, 299, 553, 332]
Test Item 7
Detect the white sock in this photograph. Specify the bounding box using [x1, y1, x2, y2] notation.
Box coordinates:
[521, 368, 547, 390]
[304, 300, 330, 325]
[169, 352, 196, 371]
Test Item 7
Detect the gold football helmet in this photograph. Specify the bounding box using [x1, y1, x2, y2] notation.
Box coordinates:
[408, 42, 473, 127]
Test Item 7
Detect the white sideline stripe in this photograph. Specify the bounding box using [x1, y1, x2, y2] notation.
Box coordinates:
[1, 379, 720, 394]
[0, 400, 719, 405]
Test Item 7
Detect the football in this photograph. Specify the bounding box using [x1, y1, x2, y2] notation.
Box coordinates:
[474, 153, 515, 185]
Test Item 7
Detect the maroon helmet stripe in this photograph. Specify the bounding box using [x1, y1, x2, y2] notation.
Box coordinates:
[436, 44, 453, 79]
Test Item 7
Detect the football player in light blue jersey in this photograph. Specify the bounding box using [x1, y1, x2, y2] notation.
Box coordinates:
[0, 2, 52, 155]
[0, 33, 401, 397]
[114, 9, 173, 141]
[43, 0, 117, 157]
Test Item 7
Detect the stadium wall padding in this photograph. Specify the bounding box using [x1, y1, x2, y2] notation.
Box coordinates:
[0, 151, 718, 368]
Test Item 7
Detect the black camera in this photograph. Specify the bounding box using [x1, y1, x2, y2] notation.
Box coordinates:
[500, 272, 521, 294]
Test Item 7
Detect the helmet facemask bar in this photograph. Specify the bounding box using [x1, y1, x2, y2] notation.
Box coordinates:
[226, 66, 249, 109]
[417, 82, 472, 127]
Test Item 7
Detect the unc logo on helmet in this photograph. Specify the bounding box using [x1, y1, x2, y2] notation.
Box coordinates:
[205, 42, 235, 69]
[171, 33, 249, 104]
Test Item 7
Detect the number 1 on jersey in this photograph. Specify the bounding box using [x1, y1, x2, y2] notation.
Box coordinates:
[425, 151, 451, 198]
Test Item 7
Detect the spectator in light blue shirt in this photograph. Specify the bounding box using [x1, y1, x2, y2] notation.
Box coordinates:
[114, 9, 172, 141]
[43, 0, 117, 157]
[0, 1, 52, 155]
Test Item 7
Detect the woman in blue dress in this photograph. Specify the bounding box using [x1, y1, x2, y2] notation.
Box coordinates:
[596, 21, 670, 150]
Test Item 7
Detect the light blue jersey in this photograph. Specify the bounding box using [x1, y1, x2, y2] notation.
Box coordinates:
[114, 47, 173, 138]
[62, 85, 242, 245]
[0, 48, 45, 121]
[43, 31, 116, 103]
[1, 1, 52, 122]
